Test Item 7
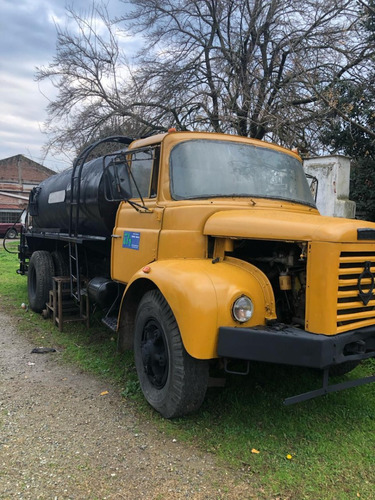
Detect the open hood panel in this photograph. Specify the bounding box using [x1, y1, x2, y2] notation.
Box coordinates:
[203, 209, 375, 243]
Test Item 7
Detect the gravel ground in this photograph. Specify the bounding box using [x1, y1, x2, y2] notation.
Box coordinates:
[0, 310, 256, 499]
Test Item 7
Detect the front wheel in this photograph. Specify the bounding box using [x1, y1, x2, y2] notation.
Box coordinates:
[134, 290, 209, 418]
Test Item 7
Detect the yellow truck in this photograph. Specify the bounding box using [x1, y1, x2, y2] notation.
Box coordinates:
[18, 131, 375, 417]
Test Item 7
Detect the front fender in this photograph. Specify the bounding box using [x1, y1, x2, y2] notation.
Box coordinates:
[124, 257, 276, 359]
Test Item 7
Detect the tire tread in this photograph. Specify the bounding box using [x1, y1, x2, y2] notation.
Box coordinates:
[28, 251, 54, 312]
[134, 290, 209, 418]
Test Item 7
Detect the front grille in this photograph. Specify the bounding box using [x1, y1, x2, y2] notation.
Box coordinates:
[337, 251, 375, 333]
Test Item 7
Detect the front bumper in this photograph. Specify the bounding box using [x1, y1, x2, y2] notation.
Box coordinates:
[217, 324, 375, 369]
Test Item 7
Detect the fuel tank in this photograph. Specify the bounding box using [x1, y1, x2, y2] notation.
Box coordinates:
[29, 155, 120, 237]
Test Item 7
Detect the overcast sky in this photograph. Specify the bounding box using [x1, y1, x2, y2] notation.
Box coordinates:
[0, 0, 126, 172]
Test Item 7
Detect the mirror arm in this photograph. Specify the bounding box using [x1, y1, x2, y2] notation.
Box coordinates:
[126, 199, 153, 213]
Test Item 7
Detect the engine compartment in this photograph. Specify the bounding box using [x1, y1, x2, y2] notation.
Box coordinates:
[227, 239, 308, 327]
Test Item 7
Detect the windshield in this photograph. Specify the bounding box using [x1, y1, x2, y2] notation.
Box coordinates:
[170, 140, 316, 207]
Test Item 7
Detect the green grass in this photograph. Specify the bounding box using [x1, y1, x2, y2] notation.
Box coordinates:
[0, 241, 139, 388]
[1, 244, 374, 499]
[166, 364, 375, 499]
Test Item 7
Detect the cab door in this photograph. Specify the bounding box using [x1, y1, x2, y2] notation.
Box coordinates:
[111, 145, 163, 284]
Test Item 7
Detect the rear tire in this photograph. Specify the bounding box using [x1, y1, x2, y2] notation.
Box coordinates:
[51, 250, 69, 277]
[134, 290, 209, 418]
[28, 251, 54, 312]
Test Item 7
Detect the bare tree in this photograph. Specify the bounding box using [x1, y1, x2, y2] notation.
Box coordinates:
[37, 0, 375, 156]
[37, 5, 154, 156]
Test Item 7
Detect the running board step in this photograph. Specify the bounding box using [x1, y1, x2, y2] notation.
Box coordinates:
[102, 316, 118, 332]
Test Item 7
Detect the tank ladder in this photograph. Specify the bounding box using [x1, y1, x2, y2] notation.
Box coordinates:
[68, 241, 81, 301]
[68, 153, 85, 302]
[68, 136, 133, 303]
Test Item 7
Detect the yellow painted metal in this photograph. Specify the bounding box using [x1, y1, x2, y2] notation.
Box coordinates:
[204, 209, 375, 243]
[111, 201, 164, 283]
[128, 133, 167, 150]
[304, 241, 375, 335]
[213, 238, 234, 261]
[340, 255, 375, 263]
[339, 266, 375, 275]
[156, 201, 315, 261]
[337, 299, 375, 310]
[156, 201, 317, 261]
[157, 204, 211, 259]
[335, 242, 375, 333]
[128, 130, 300, 161]
[225, 256, 276, 321]
[124, 257, 276, 359]
[111, 130, 375, 343]
[337, 317, 375, 334]
[337, 309, 375, 321]
[338, 277, 372, 286]
[338, 289, 370, 298]
[305, 241, 341, 334]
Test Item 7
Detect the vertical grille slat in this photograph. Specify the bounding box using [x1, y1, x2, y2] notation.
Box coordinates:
[337, 250, 375, 331]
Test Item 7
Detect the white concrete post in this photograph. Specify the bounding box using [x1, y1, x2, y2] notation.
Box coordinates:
[303, 155, 356, 218]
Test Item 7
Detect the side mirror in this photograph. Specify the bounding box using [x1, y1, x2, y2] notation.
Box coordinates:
[104, 156, 132, 201]
[29, 187, 41, 216]
[305, 173, 318, 202]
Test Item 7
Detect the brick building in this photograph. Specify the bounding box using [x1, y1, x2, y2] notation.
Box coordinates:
[0, 154, 55, 231]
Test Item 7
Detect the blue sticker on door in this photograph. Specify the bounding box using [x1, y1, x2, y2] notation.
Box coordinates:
[122, 231, 140, 250]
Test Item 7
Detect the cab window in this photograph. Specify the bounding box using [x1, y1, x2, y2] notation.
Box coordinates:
[129, 147, 160, 199]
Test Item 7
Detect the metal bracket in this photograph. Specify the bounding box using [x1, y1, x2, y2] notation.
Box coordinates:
[284, 368, 375, 406]
[223, 358, 250, 376]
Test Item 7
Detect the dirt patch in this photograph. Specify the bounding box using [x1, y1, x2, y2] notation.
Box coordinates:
[0, 310, 256, 499]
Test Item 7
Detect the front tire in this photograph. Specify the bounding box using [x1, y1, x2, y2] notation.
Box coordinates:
[28, 251, 54, 312]
[134, 290, 209, 418]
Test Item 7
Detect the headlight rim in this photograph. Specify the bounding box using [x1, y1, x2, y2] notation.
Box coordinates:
[232, 295, 254, 323]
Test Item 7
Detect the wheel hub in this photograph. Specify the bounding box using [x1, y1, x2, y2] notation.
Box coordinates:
[141, 320, 168, 389]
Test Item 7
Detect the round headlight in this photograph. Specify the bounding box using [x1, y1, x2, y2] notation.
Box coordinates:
[232, 295, 253, 323]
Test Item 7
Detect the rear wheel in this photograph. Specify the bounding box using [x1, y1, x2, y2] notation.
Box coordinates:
[134, 290, 209, 418]
[51, 250, 69, 277]
[28, 251, 54, 312]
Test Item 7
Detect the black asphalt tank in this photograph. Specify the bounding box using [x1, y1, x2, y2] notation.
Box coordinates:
[30, 156, 120, 237]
